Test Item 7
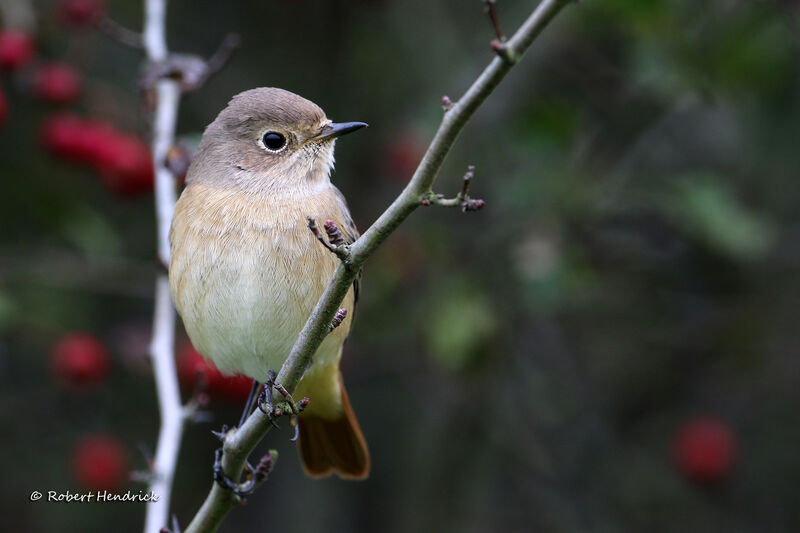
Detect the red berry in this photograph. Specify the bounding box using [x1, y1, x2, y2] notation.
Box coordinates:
[177, 340, 222, 390]
[40, 113, 86, 159]
[672, 416, 737, 485]
[55, 0, 105, 27]
[177, 341, 253, 403]
[91, 133, 154, 196]
[0, 30, 34, 70]
[0, 87, 7, 126]
[51, 332, 110, 386]
[71, 434, 128, 491]
[40, 115, 116, 164]
[34, 62, 82, 104]
[72, 119, 118, 164]
[40, 115, 154, 196]
[217, 372, 255, 403]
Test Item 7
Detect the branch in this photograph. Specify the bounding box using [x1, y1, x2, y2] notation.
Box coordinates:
[306, 217, 350, 261]
[185, 0, 572, 530]
[483, 0, 505, 41]
[98, 13, 240, 94]
[420, 165, 486, 211]
[204, 33, 242, 79]
[142, 1, 184, 532]
[140, 34, 241, 93]
[144, 277, 182, 533]
[96, 16, 144, 48]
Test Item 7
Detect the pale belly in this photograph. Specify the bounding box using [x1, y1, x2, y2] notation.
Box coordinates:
[168, 183, 354, 384]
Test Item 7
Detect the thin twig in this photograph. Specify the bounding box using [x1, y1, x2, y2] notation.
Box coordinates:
[140, 34, 241, 93]
[483, 0, 505, 41]
[142, 0, 184, 532]
[324, 220, 345, 247]
[205, 33, 242, 77]
[306, 217, 350, 261]
[184, 1, 573, 531]
[420, 165, 485, 211]
[97, 16, 144, 48]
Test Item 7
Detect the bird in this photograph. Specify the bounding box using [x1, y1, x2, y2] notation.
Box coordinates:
[168, 87, 369, 480]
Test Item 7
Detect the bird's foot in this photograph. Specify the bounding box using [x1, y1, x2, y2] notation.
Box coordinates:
[212, 448, 278, 501]
[213, 448, 256, 498]
[257, 370, 310, 440]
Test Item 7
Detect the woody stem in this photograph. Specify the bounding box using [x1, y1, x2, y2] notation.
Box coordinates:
[185, 1, 573, 531]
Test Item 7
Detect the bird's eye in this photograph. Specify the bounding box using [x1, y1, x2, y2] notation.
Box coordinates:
[262, 132, 287, 152]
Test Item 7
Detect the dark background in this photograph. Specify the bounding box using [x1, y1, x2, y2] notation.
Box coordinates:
[4, 0, 800, 531]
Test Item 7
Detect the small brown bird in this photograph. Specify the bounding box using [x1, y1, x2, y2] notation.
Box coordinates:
[168, 87, 369, 479]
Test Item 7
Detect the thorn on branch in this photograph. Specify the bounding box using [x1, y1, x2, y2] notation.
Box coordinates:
[329, 308, 348, 332]
[483, 0, 505, 41]
[307, 217, 350, 261]
[211, 424, 230, 442]
[420, 165, 486, 213]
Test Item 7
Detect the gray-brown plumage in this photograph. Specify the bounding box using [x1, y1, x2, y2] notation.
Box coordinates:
[169, 87, 369, 479]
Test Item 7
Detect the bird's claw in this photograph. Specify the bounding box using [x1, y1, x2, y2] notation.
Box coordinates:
[212, 448, 256, 498]
[256, 370, 310, 437]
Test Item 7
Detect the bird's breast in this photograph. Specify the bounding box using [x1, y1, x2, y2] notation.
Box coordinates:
[168, 182, 354, 381]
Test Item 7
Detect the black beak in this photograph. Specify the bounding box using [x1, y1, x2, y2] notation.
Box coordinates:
[312, 121, 368, 142]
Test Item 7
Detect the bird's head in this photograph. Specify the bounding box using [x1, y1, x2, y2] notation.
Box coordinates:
[188, 87, 366, 194]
